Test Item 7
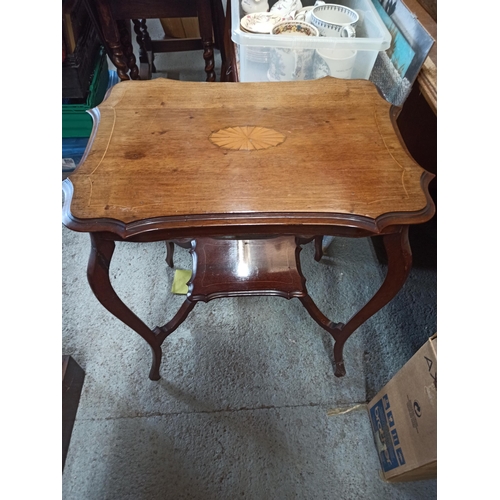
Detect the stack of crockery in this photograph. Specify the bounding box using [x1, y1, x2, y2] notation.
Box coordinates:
[240, 0, 303, 62]
[239, 11, 283, 34]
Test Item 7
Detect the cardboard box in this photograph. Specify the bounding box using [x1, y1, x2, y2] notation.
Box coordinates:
[367, 334, 437, 482]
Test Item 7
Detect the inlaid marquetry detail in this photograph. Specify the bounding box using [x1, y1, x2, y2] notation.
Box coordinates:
[209, 126, 286, 150]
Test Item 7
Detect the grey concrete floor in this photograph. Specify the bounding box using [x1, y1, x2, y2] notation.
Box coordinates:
[62, 19, 437, 499]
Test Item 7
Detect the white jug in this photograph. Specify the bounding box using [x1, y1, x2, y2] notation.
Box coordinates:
[241, 0, 270, 14]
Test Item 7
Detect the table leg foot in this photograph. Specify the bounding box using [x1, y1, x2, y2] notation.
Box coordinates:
[334, 360, 346, 377]
[333, 341, 346, 377]
[149, 344, 162, 381]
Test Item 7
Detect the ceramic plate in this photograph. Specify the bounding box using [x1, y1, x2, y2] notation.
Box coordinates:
[271, 21, 318, 36]
[240, 12, 283, 34]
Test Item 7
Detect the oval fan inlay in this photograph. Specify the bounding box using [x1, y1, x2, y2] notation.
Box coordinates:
[209, 126, 286, 150]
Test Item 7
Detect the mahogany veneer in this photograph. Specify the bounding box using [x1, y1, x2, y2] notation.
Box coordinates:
[62, 77, 435, 380]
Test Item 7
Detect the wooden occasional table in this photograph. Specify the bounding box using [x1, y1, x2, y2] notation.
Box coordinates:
[62, 77, 435, 381]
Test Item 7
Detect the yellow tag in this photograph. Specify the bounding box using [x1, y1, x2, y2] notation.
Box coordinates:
[171, 269, 192, 295]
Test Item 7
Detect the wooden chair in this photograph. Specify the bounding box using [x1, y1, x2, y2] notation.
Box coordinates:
[83, 0, 227, 81]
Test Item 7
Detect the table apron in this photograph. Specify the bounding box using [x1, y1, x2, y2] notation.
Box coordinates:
[85, 223, 409, 243]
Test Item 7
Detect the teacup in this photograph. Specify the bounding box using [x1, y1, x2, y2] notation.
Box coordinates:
[295, 1, 325, 23]
[268, 21, 319, 82]
[270, 0, 303, 17]
[310, 3, 359, 38]
[314, 48, 357, 79]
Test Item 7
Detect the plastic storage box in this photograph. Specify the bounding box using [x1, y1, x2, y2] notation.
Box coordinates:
[231, 0, 391, 82]
[62, 67, 119, 172]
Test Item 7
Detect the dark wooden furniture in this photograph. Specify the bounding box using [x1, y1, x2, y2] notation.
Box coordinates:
[63, 0, 102, 98]
[83, 0, 227, 81]
[62, 77, 435, 381]
[62, 355, 85, 471]
[222, 0, 238, 82]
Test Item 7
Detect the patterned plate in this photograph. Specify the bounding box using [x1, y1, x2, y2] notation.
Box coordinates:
[240, 12, 283, 34]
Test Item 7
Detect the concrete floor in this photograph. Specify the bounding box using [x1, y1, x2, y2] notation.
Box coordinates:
[62, 18, 437, 499]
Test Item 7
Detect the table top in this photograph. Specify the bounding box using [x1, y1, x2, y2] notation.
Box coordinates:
[62, 77, 434, 240]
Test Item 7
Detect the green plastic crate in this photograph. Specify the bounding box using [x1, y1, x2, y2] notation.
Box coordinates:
[62, 48, 109, 138]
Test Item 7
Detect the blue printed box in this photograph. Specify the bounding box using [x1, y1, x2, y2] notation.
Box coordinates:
[367, 335, 437, 482]
[369, 393, 406, 473]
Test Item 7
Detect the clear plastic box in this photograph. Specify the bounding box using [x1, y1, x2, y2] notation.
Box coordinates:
[231, 0, 391, 82]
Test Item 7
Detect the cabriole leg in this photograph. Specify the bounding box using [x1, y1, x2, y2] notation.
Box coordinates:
[297, 227, 412, 377]
[87, 233, 163, 380]
[331, 226, 412, 376]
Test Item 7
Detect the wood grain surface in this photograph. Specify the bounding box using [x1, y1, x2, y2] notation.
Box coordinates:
[188, 236, 306, 301]
[64, 77, 434, 235]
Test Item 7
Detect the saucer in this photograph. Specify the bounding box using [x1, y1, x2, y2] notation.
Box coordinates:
[240, 12, 283, 33]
